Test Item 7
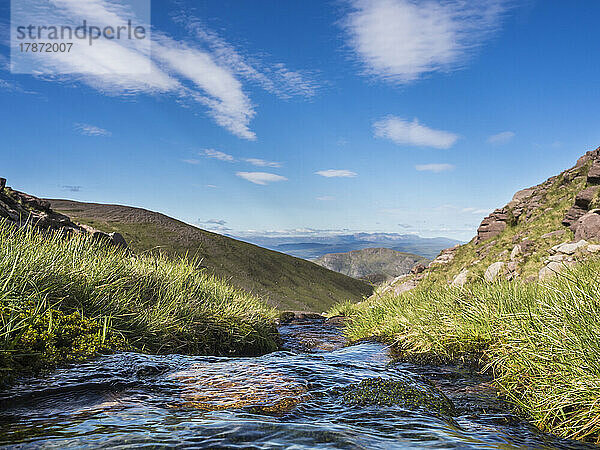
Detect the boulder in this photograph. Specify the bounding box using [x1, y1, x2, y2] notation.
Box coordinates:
[551, 240, 588, 255]
[587, 160, 600, 185]
[410, 263, 427, 275]
[576, 146, 600, 168]
[0, 177, 5, 190]
[574, 209, 600, 242]
[484, 262, 505, 282]
[451, 269, 468, 287]
[510, 244, 522, 260]
[586, 244, 600, 253]
[562, 205, 587, 229]
[575, 186, 600, 209]
[539, 260, 575, 280]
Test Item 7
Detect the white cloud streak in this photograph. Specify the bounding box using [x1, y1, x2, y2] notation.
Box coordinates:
[203, 149, 235, 162]
[487, 131, 515, 144]
[415, 163, 455, 173]
[10, 0, 315, 140]
[74, 123, 112, 136]
[342, 0, 507, 84]
[374, 116, 458, 149]
[236, 172, 288, 185]
[315, 169, 357, 178]
[244, 158, 282, 168]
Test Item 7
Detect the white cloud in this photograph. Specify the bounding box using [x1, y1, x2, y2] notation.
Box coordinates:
[173, 14, 320, 99]
[315, 169, 357, 178]
[374, 117, 458, 149]
[182, 158, 200, 165]
[342, 0, 506, 84]
[74, 123, 112, 137]
[487, 131, 515, 144]
[244, 158, 282, 168]
[203, 149, 235, 162]
[10, 0, 318, 140]
[316, 196, 335, 201]
[415, 163, 455, 173]
[236, 172, 287, 185]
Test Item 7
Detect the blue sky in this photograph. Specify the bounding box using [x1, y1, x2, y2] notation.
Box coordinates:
[1, 0, 599, 241]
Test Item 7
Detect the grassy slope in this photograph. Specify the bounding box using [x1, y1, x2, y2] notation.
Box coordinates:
[314, 247, 429, 281]
[0, 221, 279, 382]
[48, 199, 373, 312]
[329, 160, 600, 442]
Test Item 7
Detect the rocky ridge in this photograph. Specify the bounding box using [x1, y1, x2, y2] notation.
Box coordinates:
[0, 178, 127, 248]
[379, 146, 600, 295]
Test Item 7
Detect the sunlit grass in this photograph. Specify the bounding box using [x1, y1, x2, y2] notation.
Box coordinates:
[0, 220, 278, 381]
[331, 262, 600, 442]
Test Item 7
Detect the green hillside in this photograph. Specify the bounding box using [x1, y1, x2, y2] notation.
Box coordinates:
[48, 199, 373, 312]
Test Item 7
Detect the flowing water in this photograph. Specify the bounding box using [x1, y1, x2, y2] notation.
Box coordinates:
[0, 318, 595, 449]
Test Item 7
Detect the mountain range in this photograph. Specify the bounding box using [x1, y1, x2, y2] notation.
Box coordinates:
[232, 233, 460, 260]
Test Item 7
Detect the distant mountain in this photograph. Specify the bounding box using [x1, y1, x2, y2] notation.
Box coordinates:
[48, 199, 373, 312]
[314, 248, 429, 283]
[233, 233, 461, 260]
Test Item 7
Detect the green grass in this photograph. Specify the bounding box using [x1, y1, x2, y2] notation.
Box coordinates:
[0, 220, 279, 383]
[330, 260, 600, 443]
[48, 199, 373, 312]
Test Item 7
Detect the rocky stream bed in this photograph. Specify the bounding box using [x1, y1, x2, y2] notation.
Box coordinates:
[0, 317, 595, 449]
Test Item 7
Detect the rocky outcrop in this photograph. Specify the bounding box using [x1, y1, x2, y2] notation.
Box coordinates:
[475, 209, 509, 244]
[0, 178, 127, 249]
[574, 209, 600, 242]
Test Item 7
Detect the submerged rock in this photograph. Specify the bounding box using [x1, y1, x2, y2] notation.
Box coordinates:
[341, 377, 455, 417]
[171, 362, 309, 413]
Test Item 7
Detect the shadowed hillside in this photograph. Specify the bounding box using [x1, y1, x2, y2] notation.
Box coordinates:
[49, 199, 373, 312]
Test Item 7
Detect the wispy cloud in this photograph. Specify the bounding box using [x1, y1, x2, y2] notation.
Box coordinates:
[461, 207, 492, 215]
[173, 13, 320, 99]
[374, 116, 458, 149]
[9, 0, 316, 140]
[342, 0, 507, 84]
[182, 158, 201, 165]
[243, 158, 282, 168]
[316, 196, 335, 201]
[487, 131, 515, 144]
[74, 123, 112, 137]
[415, 163, 455, 173]
[236, 172, 288, 185]
[315, 169, 357, 178]
[203, 149, 235, 162]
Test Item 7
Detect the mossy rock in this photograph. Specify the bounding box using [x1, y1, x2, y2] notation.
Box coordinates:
[341, 377, 455, 416]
